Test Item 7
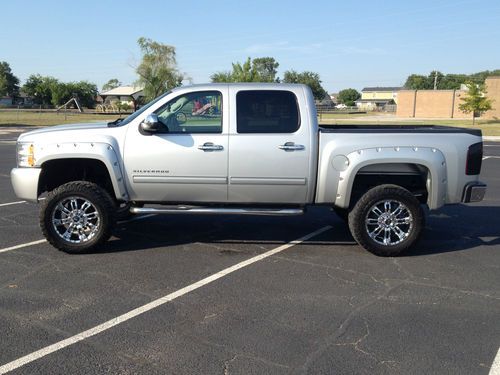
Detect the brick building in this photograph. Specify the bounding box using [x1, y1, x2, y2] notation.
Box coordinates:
[396, 76, 500, 119]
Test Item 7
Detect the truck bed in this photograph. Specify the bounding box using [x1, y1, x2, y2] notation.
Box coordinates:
[319, 124, 481, 136]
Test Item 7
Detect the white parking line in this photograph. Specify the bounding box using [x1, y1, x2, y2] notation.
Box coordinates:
[483, 156, 500, 160]
[0, 201, 26, 207]
[0, 240, 47, 254]
[491, 348, 500, 375]
[0, 198, 45, 208]
[0, 225, 332, 374]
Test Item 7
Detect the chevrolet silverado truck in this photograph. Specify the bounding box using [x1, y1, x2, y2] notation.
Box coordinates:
[11, 83, 487, 256]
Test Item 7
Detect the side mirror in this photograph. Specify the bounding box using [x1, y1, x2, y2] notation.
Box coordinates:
[140, 114, 161, 132]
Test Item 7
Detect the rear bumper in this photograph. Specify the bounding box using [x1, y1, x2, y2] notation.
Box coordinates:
[10, 168, 41, 202]
[462, 181, 487, 203]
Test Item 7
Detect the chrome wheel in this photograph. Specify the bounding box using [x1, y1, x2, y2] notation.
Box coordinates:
[365, 200, 413, 246]
[51, 196, 101, 243]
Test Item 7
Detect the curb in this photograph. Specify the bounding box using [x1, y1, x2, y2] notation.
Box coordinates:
[484, 136, 500, 142]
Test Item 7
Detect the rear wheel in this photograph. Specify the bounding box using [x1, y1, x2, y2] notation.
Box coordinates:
[348, 184, 424, 256]
[40, 181, 115, 254]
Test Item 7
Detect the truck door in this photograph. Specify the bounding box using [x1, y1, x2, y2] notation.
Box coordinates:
[228, 88, 311, 203]
[124, 89, 229, 203]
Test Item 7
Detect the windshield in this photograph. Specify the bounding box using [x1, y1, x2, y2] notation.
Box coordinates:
[112, 91, 172, 126]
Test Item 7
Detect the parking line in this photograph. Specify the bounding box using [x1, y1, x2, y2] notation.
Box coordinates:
[0, 201, 26, 207]
[483, 156, 500, 160]
[0, 240, 47, 254]
[0, 225, 332, 374]
[491, 347, 500, 375]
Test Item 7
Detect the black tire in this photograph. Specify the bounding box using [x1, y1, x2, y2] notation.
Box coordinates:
[40, 181, 116, 254]
[348, 184, 425, 256]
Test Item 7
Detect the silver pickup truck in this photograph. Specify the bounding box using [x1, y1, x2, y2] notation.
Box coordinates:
[11, 83, 486, 256]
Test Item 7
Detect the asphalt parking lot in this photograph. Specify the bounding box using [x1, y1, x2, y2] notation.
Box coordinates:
[0, 131, 499, 374]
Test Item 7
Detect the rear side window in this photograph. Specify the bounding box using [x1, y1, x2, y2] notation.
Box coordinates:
[236, 90, 300, 133]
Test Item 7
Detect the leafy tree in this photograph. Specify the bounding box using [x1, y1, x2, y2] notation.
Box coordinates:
[459, 81, 493, 125]
[0, 61, 20, 97]
[136, 37, 184, 101]
[23, 75, 98, 108]
[252, 57, 279, 82]
[404, 69, 500, 90]
[102, 78, 122, 92]
[210, 71, 233, 83]
[337, 88, 361, 106]
[404, 74, 431, 90]
[23, 74, 59, 106]
[211, 57, 279, 83]
[231, 57, 258, 82]
[282, 70, 327, 100]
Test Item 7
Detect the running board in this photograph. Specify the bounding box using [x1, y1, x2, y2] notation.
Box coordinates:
[130, 206, 304, 216]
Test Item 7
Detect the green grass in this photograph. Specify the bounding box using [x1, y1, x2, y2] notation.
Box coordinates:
[0, 111, 119, 127]
[1, 110, 499, 136]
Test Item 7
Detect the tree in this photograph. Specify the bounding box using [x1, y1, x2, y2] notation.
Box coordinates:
[23, 74, 59, 106]
[210, 71, 233, 83]
[459, 81, 493, 125]
[282, 70, 327, 100]
[337, 88, 361, 106]
[404, 69, 500, 90]
[136, 37, 184, 101]
[211, 57, 279, 83]
[251, 57, 279, 82]
[102, 78, 122, 92]
[0, 61, 20, 97]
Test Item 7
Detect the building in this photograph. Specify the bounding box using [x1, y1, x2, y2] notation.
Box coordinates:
[483, 76, 500, 119]
[355, 87, 401, 110]
[396, 77, 500, 119]
[99, 85, 144, 110]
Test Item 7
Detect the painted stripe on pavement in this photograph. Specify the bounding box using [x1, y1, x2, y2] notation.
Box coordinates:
[0, 225, 332, 374]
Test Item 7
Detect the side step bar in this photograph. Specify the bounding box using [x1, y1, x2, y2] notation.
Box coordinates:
[130, 206, 304, 216]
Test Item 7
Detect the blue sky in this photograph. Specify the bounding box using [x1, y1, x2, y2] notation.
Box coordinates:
[1, 0, 499, 93]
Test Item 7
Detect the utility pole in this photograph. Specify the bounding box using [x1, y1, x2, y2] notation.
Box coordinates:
[433, 71, 438, 90]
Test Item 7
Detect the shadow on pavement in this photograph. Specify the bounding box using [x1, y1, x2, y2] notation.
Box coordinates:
[87, 204, 500, 257]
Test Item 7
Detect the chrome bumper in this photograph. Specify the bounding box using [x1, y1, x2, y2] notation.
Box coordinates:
[10, 168, 42, 202]
[462, 181, 487, 203]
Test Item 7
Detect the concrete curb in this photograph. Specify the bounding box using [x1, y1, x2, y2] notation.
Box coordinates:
[484, 136, 500, 142]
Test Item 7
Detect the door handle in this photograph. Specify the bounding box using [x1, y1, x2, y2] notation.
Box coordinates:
[198, 142, 224, 151]
[278, 142, 305, 151]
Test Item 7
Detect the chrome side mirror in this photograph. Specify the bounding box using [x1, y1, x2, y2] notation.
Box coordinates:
[140, 114, 161, 132]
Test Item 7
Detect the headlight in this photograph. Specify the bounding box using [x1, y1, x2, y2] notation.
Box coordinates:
[17, 142, 36, 167]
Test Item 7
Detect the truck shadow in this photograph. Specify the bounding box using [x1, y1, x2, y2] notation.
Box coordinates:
[99, 205, 499, 257]
[410, 204, 500, 256]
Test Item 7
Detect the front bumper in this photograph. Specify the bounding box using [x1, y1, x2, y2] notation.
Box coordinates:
[10, 168, 42, 202]
[462, 181, 487, 203]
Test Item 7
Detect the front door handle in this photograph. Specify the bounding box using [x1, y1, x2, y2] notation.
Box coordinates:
[278, 142, 305, 151]
[198, 142, 224, 151]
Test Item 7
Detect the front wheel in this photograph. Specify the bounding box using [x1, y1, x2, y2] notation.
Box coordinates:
[40, 181, 116, 254]
[348, 185, 425, 256]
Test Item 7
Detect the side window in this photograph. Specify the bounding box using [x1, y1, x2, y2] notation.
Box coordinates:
[155, 91, 222, 133]
[236, 90, 300, 133]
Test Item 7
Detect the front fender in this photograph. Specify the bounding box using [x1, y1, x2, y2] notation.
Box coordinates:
[36, 142, 129, 201]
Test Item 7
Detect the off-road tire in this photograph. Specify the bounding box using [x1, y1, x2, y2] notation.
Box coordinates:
[40, 181, 116, 254]
[348, 184, 425, 256]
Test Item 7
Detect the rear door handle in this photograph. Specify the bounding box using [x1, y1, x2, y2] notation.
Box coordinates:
[198, 142, 224, 151]
[278, 142, 305, 151]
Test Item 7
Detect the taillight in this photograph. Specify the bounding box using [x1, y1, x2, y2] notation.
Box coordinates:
[466, 142, 483, 175]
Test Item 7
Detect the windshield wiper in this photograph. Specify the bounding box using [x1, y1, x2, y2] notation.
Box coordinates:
[107, 118, 123, 127]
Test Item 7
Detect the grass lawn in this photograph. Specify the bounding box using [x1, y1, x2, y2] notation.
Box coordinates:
[1, 110, 499, 136]
[0, 111, 119, 127]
